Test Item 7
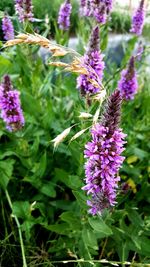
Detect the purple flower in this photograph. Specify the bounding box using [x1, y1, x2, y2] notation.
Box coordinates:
[118, 56, 138, 100]
[136, 41, 144, 61]
[0, 75, 24, 131]
[91, 0, 113, 24]
[24, 0, 34, 21]
[15, 0, 24, 22]
[84, 0, 93, 17]
[15, 0, 34, 22]
[79, 0, 92, 17]
[83, 90, 126, 215]
[93, 2, 107, 24]
[58, 0, 72, 31]
[103, 0, 113, 14]
[2, 15, 14, 41]
[130, 0, 145, 36]
[77, 26, 105, 95]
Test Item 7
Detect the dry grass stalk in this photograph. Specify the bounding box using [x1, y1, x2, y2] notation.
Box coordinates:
[78, 112, 92, 119]
[51, 126, 72, 149]
[4, 33, 68, 56]
[5, 33, 105, 96]
[70, 128, 89, 143]
[93, 106, 101, 124]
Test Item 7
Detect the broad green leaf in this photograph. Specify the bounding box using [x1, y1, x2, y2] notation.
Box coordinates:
[82, 228, 98, 250]
[60, 211, 81, 229]
[72, 190, 87, 208]
[12, 201, 31, 220]
[40, 182, 56, 198]
[88, 217, 112, 237]
[0, 159, 15, 189]
[44, 223, 70, 235]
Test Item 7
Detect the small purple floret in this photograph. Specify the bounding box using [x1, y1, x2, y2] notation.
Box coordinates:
[130, 0, 145, 36]
[58, 0, 72, 31]
[2, 16, 14, 41]
[118, 56, 138, 100]
[0, 75, 24, 131]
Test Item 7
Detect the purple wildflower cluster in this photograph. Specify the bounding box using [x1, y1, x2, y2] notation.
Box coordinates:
[77, 26, 105, 95]
[83, 90, 126, 215]
[2, 16, 14, 41]
[118, 56, 138, 100]
[0, 75, 24, 131]
[130, 0, 145, 36]
[15, 0, 34, 22]
[58, 0, 72, 31]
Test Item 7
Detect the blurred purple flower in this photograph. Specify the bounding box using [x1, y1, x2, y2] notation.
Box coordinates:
[136, 41, 144, 61]
[91, 0, 113, 24]
[0, 75, 24, 131]
[58, 0, 72, 31]
[93, 2, 107, 24]
[15, 0, 34, 22]
[79, 0, 91, 17]
[24, 0, 34, 21]
[83, 90, 126, 215]
[2, 15, 14, 41]
[118, 56, 138, 100]
[77, 26, 105, 95]
[130, 0, 145, 36]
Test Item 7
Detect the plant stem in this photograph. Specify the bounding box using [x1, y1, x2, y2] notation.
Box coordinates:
[5, 189, 28, 267]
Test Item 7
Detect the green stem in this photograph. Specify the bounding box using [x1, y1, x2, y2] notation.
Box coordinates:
[5, 190, 28, 267]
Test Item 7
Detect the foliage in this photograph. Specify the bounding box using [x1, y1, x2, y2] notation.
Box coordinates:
[0, 1, 150, 267]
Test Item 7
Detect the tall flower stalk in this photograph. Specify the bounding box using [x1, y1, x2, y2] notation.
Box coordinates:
[130, 0, 145, 36]
[118, 56, 138, 100]
[77, 26, 105, 96]
[2, 15, 14, 41]
[58, 0, 72, 31]
[83, 90, 126, 215]
[0, 75, 24, 131]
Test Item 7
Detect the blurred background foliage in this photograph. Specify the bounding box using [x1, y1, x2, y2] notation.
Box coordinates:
[0, 0, 150, 267]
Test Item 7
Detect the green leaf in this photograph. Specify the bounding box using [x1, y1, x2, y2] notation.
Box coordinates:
[60, 211, 81, 229]
[32, 152, 47, 178]
[82, 228, 98, 250]
[133, 147, 149, 160]
[88, 217, 113, 237]
[12, 201, 31, 220]
[40, 182, 56, 197]
[0, 159, 15, 190]
[44, 223, 70, 235]
[72, 190, 87, 208]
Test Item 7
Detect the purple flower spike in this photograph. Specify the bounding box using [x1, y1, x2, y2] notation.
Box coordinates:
[103, 0, 113, 14]
[2, 15, 14, 41]
[136, 42, 144, 61]
[80, 0, 93, 17]
[0, 75, 24, 131]
[91, 0, 113, 24]
[24, 0, 34, 21]
[15, 0, 34, 22]
[94, 2, 107, 24]
[118, 56, 138, 100]
[77, 26, 105, 95]
[130, 0, 145, 36]
[58, 0, 72, 31]
[83, 90, 126, 215]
